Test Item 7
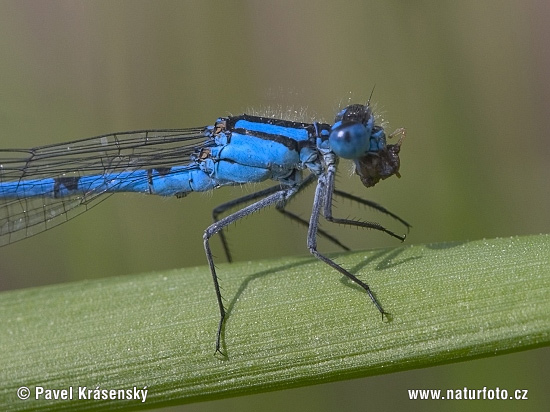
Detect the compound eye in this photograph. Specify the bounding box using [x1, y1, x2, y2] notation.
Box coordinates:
[329, 122, 369, 159]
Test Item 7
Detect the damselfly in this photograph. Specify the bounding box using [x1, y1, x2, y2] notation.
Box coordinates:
[0, 101, 409, 353]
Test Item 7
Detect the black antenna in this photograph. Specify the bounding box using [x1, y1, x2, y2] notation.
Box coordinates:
[367, 85, 376, 107]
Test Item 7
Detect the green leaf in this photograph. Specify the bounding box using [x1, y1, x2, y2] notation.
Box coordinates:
[1, 234, 549, 411]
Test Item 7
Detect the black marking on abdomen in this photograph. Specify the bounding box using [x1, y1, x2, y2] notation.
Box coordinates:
[146, 168, 172, 194]
[53, 176, 81, 198]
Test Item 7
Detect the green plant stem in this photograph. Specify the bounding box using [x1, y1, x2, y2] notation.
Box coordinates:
[1, 234, 549, 411]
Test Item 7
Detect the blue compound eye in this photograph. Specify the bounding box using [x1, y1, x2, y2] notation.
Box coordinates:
[329, 122, 370, 159]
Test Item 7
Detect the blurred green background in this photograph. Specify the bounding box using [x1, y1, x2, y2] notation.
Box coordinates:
[0, 1, 548, 411]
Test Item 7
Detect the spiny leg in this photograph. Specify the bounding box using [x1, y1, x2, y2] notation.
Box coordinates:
[324, 170, 407, 242]
[204, 185, 301, 354]
[307, 173, 388, 318]
[333, 189, 411, 233]
[275, 175, 412, 250]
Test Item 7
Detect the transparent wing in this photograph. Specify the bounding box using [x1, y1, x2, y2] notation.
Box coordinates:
[0, 127, 210, 246]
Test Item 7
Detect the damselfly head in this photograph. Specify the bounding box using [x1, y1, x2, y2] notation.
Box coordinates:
[328, 104, 376, 160]
[329, 103, 405, 187]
